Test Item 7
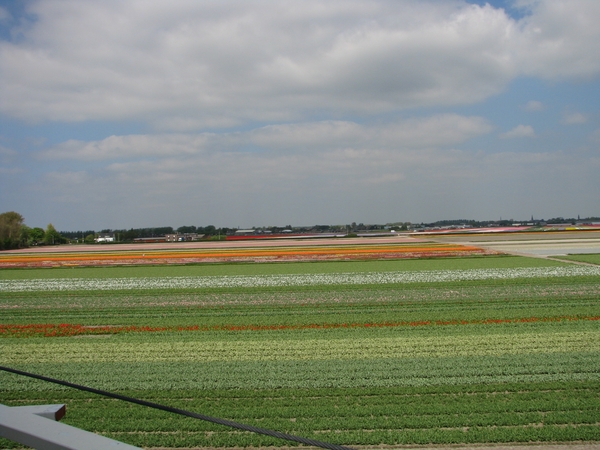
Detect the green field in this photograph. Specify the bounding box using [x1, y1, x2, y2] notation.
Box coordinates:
[1, 255, 599, 448]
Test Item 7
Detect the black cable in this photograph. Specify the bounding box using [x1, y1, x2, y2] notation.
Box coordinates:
[0, 365, 354, 450]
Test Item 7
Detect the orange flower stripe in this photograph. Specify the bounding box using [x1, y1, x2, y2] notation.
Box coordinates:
[0, 243, 489, 265]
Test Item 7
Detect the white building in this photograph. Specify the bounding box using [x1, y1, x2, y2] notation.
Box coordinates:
[95, 233, 115, 243]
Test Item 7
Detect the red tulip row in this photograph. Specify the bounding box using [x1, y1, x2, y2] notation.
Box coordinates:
[2, 315, 598, 338]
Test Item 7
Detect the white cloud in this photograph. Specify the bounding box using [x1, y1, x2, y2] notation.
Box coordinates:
[562, 111, 587, 124]
[251, 114, 492, 152]
[523, 100, 544, 111]
[500, 125, 536, 139]
[39, 134, 213, 161]
[0, 7, 11, 22]
[30, 113, 494, 226]
[0, 144, 17, 157]
[515, 0, 600, 80]
[0, 1, 516, 128]
[33, 137, 600, 228]
[589, 129, 600, 143]
[1, 1, 598, 130]
[39, 115, 492, 161]
[0, 144, 18, 166]
[1, 1, 598, 131]
[0, 167, 23, 175]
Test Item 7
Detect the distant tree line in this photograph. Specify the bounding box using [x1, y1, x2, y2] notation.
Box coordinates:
[4, 209, 600, 252]
[59, 225, 232, 243]
[0, 211, 67, 250]
[417, 219, 526, 228]
[545, 216, 600, 224]
[57, 215, 600, 243]
[1, 214, 236, 250]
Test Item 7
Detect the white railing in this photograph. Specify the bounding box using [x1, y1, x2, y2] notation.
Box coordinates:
[0, 403, 141, 450]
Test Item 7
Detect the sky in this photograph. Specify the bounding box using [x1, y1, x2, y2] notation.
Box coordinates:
[0, 0, 599, 230]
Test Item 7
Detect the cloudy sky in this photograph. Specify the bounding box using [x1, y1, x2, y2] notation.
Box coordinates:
[0, 0, 599, 230]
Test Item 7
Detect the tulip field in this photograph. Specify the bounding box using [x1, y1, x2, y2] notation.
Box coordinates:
[0, 240, 497, 268]
[1, 254, 600, 448]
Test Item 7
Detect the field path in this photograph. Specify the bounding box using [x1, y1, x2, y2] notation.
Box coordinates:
[429, 230, 600, 258]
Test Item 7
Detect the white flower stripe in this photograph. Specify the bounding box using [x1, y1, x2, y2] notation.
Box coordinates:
[1, 266, 599, 292]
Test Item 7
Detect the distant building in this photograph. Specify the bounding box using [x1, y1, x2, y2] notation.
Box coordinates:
[165, 233, 203, 242]
[95, 233, 115, 243]
[133, 237, 167, 243]
[234, 229, 256, 236]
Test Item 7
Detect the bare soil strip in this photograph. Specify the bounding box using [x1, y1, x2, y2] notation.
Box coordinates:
[430, 231, 600, 258]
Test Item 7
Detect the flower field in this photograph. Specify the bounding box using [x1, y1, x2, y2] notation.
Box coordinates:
[1, 255, 599, 448]
[0, 241, 497, 268]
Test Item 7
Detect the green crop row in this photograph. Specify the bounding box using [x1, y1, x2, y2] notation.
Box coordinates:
[3, 326, 599, 363]
[3, 349, 599, 391]
[1, 381, 599, 448]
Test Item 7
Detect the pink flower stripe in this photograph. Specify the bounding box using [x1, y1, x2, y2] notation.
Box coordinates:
[1, 315, 598, 338]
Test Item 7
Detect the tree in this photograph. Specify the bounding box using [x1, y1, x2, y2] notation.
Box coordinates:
[44, 223, 67, 245]
[177, 225, 197, 233]
[20, 225, 31, 247]
[120, 229, 139, 241]
[28, 227, 45, 245]
[0, 211, 25, 250]
[203, 225, 216, 235]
